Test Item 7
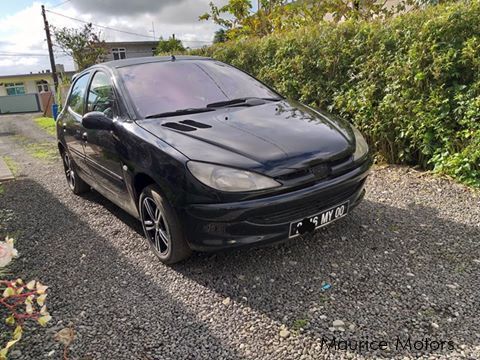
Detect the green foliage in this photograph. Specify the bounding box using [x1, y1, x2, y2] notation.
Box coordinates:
[199, 0, 252, 31]
[213, 29, 228, 43]
[155, 36, 185, 54]
[192, 1, 480, 187]
[26, 143, 58, 162]
[34, 117, 56, 137]
[291, 318, 309, 331]
[52, 24, 107, 71]
[200, 0, 413, 40]
[2, 157, 18, 177]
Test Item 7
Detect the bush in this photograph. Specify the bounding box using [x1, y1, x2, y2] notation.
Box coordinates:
[192, 0, 480, 187]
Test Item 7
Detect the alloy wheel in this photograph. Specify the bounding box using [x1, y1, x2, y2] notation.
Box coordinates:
[63, 153, 75, 190]
[142, 197, 171, 256]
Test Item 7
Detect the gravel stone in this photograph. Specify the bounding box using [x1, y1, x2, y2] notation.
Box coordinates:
[0, 114, 479, 359]
[222, 297, 231, 306]
[333, 320, 345, 328]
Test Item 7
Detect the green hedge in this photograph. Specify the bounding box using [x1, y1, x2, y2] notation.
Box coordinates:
[192, 1, 480, 187]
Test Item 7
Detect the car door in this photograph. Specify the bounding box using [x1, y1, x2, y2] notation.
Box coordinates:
[83, 70, 129, 201]
[62, 73, 92, 177]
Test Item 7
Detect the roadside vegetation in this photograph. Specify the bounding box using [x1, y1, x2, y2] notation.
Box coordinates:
[193, 0, 480, 187]
[33, 117, 56, 137]
[13, 135, 58, 162]
[2, 157, 18, 177]
[26, 143, 58, 161]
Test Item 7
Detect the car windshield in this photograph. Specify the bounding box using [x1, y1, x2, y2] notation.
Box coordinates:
[118, 60, 280, 118]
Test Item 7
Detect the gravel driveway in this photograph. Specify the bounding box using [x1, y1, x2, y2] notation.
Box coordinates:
[0, 114, 479, 359]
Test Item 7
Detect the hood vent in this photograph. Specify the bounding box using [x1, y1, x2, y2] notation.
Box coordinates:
[162, 122, 197, 132]
[180, 120, 212, 129]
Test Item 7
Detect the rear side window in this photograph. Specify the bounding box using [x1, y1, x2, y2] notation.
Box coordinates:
[68, 74, 89, 115]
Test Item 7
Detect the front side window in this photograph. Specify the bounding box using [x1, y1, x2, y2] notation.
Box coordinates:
[5, 82, 26, 96]
[68, 74, 90, 115]
[36, 80, 49, 93]
[118, 60, 278, 118]
[86, 71, 116, 119]
[112, 48, 126, 60]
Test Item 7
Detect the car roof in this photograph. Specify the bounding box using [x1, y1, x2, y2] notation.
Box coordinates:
[99, 55, 212, 69]
[72, 55, 213, 81]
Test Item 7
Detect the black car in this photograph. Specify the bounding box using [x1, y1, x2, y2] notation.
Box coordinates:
[56, 56, 371, 264]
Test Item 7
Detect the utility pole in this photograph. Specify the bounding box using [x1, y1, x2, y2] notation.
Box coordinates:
[149, 22, 156, 41]
[41, 5, 58, 92]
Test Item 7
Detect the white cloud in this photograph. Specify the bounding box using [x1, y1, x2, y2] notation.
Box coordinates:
[0, 57, 39, 67]
[0, 0, 227, 75]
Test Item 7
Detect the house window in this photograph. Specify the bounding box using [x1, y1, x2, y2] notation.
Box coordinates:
[36, 80, 49, 93]
[112, 48, 126, 60]
[5, 83, 26, 96]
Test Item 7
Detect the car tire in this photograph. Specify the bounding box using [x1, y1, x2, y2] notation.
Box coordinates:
[139, 184, 192, 264]
[61, 150, 90, 195]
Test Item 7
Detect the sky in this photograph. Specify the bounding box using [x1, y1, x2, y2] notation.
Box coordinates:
[0, 0, 236, 76]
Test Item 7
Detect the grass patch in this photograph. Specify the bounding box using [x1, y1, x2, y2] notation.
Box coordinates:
[12, 135, 58, 162]
[291, 318, 309, 331]
[318, 294, 330, 303]
[0, 184, 4, 196]
[2, 156, 19, 176]
[34, 117, 56, 137]
[26, 142, 58, 161]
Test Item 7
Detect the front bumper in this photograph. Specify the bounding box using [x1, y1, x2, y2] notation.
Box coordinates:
[180, 159, 371, 251]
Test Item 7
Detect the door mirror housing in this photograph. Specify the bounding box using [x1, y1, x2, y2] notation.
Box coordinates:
[82, 111, 113, 131]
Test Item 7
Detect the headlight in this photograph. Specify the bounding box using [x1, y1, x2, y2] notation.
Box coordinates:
[187, 161, 281, 192]
[352, 126, 369, 162]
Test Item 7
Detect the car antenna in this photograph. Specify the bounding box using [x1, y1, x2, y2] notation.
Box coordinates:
[171, 54, 176, 62]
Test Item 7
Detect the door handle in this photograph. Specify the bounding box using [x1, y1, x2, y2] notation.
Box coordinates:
[82, 132, 88, 142]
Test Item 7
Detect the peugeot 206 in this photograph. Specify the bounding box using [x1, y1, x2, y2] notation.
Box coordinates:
[56, 56, 372, 264]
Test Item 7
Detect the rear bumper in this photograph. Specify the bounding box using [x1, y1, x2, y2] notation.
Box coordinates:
[180, 159, 371, 251]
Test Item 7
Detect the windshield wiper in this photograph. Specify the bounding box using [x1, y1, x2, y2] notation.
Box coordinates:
[145, 107, 216, 119]
[206, 97, 282, 108]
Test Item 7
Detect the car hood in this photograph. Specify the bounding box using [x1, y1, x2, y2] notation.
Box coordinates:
[137, 100, 355, 176]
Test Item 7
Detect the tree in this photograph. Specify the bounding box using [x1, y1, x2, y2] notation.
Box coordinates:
[155, 36, 186, 54]
[200, 0, 414, 40]
[213, 29, 227, 43]
[199, 0, 252, 29]
[52, 24, 107, 71]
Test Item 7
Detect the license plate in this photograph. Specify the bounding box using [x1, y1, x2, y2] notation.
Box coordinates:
[289, 201, 349, 238]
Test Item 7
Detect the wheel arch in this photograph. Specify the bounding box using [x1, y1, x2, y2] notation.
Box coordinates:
[133, 172, 156, 205]
[57, 141, 65, 154]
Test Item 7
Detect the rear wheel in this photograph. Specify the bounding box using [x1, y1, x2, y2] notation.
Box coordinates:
[61, 150, 90, 195]
[139, 185, 191, 264]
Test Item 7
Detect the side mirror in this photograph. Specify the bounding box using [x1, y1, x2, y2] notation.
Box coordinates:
[82, 111, 113, 131]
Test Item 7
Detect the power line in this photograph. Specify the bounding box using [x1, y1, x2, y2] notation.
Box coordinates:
[46, 9, 156, 39]
[49, 0, 71, 9]
[45, 9, 213, 44]
[0, 52, 50, 57]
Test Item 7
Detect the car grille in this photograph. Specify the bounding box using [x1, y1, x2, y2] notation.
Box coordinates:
[276, 155, 353, 182]
[250, 179, 365, 224]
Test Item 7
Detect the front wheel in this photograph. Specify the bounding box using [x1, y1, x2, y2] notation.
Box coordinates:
[61, 150, 90, 195]
[139, 185, 191, 264]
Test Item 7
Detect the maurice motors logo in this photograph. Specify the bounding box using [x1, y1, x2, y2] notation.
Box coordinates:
[320, 336, 455, 354]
